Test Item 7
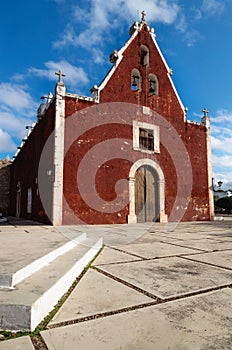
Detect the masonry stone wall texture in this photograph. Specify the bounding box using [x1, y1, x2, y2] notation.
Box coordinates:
[10, 19, 214, 225]
[0, 160, 11, 215]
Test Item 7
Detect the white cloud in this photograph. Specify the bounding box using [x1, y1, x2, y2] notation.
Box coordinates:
[54, 0, 180, 50]
[0, 83, 36, 157]
[201, 0, 224, 16]
[0, 111, 33, 138]
[213, 169, 232, 190]
[10, 73, 25, 83]
[211, 110, 232, 157]
[211, 135, 232, 154]
[211, 109, 232, 124]
[0, 129, 16, 153]
[125, 0, 179, 24]
[0, 83, 36, 113]
[191, 7, 202, 20]
[213, 154, 232, 168]
[29, 60, 89, 89]
[210, 108, 232, 188]
[92, 48, 106, 64]
[175, 12, 187, 33]
[184, 29, 202, 47]
[211, 125, 231, 137]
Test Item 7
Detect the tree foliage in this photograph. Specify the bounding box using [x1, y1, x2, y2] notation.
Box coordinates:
[216, 197, 232, 214]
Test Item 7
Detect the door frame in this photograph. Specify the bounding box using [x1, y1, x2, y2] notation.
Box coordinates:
[127, 159, 167, 223]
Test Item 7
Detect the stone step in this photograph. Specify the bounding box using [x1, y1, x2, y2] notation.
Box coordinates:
[0, 233, 87, 289]
[0, 236, 103, 331]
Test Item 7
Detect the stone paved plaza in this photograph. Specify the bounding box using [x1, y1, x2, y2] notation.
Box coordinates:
[0, 217, 232, 349]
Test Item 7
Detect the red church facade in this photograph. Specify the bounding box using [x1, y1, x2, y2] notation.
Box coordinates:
[10, 17, 214, 225]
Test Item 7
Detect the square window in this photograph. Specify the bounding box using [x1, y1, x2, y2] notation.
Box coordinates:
[139, 128, 154, 151]
[133, 120, 160, 154]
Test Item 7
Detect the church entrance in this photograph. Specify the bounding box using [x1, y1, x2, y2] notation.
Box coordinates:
[128, 159, 167, 224]
[135, 165, 159, 222]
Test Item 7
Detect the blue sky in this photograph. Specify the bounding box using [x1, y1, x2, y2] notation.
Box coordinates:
[0, 0, 232, 189]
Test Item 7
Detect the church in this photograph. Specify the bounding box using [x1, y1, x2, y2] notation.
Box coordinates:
[10, 13, 214, 225]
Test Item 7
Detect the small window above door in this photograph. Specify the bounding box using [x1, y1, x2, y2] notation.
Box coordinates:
[139, 128, 154, 151]
[133, 120, 160, 154]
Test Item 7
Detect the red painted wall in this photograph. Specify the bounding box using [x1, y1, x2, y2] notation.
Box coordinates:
[62, 23, 211, 224]
[10, 102, 55, 224]
[10, 23, 211, 225]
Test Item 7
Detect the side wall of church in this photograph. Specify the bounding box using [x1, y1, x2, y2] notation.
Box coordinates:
[0, 160, 11, 215]
[10, 102, 55, 224]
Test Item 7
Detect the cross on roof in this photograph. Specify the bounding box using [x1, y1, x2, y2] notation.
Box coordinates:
[55, 70, 66, 83]
[141, 10, 146, 21]
[202, 108, 209, 117]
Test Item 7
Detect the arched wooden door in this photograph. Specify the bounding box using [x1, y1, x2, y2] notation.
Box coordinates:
[135, 165, 159, 222]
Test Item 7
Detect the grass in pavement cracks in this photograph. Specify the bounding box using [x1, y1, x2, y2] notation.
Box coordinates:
[0, 246, 104, 343]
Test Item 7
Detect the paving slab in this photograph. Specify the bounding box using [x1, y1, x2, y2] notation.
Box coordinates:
[93, 246, 142, 265]
[210, 233, 232, 242]
[0, 229, 80, 277]
[0, 237, 102, 331]
[49, 268, 152, 326]
[133, 231, 204, 243]
[98, 256, 232, 298]
[136, 222, 232, 242]
[171, 238, 232, 251]
[0, 336, 34, 350]
[42, 289, 232, 350]
[57, 223, 154, 246]
[186, 250, 232, 270]
[115, 241, 199, 259]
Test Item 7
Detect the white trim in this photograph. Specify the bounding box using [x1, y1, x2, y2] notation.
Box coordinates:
[128, 159, 167, 223]
[11, 233, 87, 288]
[133, 121, 160, 153]
[65, 92, 95, 102]
[52, 83, 66, 225]
[204, 120, 214, 220]
[98, 26, 141, 95]
[150, 32, 186, 117]
[97, 22, 185, 118]
[31, 237, 103, 331]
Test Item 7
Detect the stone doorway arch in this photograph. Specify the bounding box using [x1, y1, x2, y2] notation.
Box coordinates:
[128, 159, 167, 223]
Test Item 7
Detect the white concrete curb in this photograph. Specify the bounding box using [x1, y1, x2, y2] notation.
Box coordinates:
[31, 237, 103, 330]
[10, 233, 87, 288]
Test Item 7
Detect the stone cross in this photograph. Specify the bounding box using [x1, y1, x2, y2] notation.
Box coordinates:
[55, 70, 66, 84]
[202, 108, 209, 117]
[141, 10, 146, 21]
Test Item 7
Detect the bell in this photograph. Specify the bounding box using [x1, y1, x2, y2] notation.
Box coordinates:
[132, 76, 137, 87]
[149, 81, 156, 93]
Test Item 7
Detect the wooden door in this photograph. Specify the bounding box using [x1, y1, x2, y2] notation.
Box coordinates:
[135, 165, 159, 222]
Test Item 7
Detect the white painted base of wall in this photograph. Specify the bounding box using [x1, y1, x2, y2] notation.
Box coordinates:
[127, 214, 137, 224]
[160, 213, 168, 223]
[128, 213, 168, 223]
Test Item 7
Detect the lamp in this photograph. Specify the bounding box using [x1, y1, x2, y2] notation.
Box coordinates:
[218, 181, 223, 189]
